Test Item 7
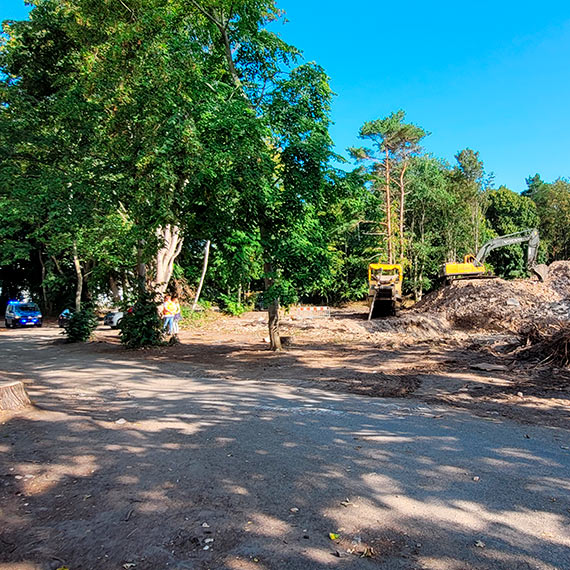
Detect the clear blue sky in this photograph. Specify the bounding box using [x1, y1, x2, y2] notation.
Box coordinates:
[3, 1, 570, 191]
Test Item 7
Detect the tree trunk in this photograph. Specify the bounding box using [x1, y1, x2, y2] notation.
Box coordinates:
[38, 250, 49, 314]
[264, 260, 281, 351]
[137, 242, 147, 293]
[0, 381, 32, 410]
[418, 210, 426, 301]
[122, 271, 130, 295]
[153, 225, 184, 295]
[267, 299, 281, 351]
[109, 276, 122, 304]
[398, 162, 408, 261]
[384, 149, 393, 264]
[192, 240, 211, 311]
[219, 24, 244, 91]
[72, 241, 83, 312]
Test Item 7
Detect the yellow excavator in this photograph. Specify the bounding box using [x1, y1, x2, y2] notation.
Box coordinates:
[443, 228, 548, 282]
[367, 263, 403, 320]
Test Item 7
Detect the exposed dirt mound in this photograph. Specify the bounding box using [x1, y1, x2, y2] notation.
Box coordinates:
[366, 313, 454, 340]
[415, 265, 570, 333]
[544, 260, 570, 298]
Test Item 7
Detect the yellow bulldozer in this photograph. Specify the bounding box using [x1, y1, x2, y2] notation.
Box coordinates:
[367, 263, 403, 320]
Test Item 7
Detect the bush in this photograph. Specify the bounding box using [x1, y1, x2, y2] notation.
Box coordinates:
[179, 302, 216, 328]
[64, 306, 98, 343]
[218, 293, 250, 316]
[119, 288, 165, 349]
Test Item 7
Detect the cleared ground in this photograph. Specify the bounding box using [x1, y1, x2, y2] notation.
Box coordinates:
[1, 318, 569, 570]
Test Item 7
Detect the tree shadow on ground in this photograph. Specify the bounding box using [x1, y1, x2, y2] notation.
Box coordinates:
[0, 330, 569, 570]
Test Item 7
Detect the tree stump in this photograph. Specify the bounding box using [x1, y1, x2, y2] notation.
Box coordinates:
[0, 381, 32, 411]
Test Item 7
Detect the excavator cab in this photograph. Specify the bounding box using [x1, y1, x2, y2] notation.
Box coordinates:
[443, 255, 487, 280]
[367, 263, 403, 319]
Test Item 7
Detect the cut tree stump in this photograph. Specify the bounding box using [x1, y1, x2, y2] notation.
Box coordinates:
[0, 381, 32, 410]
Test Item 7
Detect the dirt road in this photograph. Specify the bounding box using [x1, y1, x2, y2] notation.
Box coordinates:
[1, 327, 569, 569]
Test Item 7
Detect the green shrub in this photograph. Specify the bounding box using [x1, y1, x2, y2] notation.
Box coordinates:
[119, 288, 165, 349]
[218, 293, 249, 316]
[64, 306, 98, 343]
[179, 302, 216, 328]
[180, 304, 192, 320]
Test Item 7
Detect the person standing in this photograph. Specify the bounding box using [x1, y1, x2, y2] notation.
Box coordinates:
[171, 296, 181, 336]
[162, 295, 175, 334]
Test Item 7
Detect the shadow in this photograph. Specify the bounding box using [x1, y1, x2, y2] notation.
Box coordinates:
[0, 329, 569, 570]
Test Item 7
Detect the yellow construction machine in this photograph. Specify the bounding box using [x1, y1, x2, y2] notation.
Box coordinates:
[443, 229, 548, 282]
[367, 263, 403, 320]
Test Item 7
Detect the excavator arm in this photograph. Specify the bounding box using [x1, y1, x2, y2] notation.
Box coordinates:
[474, 229, 539, 266]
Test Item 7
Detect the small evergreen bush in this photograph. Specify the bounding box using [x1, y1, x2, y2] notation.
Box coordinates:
[119, 288, 165, 349]
[64, 306, 98, 342]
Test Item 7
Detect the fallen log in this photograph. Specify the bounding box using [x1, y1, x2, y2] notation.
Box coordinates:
[0, 381, 32, 410]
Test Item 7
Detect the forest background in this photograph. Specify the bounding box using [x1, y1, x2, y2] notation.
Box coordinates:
[1, 0, 569, 348]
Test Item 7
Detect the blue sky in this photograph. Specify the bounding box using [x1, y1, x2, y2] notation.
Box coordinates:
[3, 1, 570, 191]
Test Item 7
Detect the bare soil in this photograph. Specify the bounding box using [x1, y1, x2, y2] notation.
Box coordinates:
[86, 301, 568, 429]
[1, 291, 569, 570]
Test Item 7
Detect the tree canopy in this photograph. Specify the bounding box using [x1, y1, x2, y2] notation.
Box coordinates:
[1, 1, 568, 345]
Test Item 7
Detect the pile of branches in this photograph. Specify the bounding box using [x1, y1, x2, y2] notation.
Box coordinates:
[514, 322, 570, 368]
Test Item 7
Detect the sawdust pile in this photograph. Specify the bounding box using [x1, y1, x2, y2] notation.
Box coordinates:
[415, 262, 570, 333]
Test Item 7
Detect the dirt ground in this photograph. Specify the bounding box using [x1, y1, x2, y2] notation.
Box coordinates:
[83, 301, 569, 430]
[1, 296, 569, 570]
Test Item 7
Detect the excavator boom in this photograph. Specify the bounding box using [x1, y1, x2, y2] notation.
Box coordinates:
[474, 229, 539, 265]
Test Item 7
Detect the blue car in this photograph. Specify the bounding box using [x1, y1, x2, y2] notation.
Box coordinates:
[4, 301, 43, 328]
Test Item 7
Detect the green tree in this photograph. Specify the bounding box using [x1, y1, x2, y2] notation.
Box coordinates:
[405, 156, 455, 299]
[2, 0, 336, 349]
[445, 148, 490, 262]
[349, 110, 427, 264]
[527, 177, 570, 261]
[0, 1, 115, 312]
[485, 186, 539, 278]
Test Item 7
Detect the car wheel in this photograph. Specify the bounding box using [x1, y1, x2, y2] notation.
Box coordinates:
[36, 323, 43, 328]
[4, 320, 9, 328]
[117, 318, 123, 328]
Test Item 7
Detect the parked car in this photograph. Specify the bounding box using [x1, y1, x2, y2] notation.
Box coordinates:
[58, 308, 74, 328]
[5, 301, 43, 328]
[103, 310, 124, 329]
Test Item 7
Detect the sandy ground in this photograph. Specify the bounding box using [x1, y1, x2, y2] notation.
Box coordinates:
[0, 310, 569, 569]
[138, 307, 569, 429]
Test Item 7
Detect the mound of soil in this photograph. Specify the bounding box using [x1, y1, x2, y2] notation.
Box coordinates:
[544, 260, 570, 297]
[415, 262, 570, 333]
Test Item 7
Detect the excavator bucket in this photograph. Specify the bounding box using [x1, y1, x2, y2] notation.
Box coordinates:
[532, 264, 549, 282]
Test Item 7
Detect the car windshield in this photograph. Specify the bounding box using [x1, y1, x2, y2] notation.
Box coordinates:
[15, 304, 40, 315]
